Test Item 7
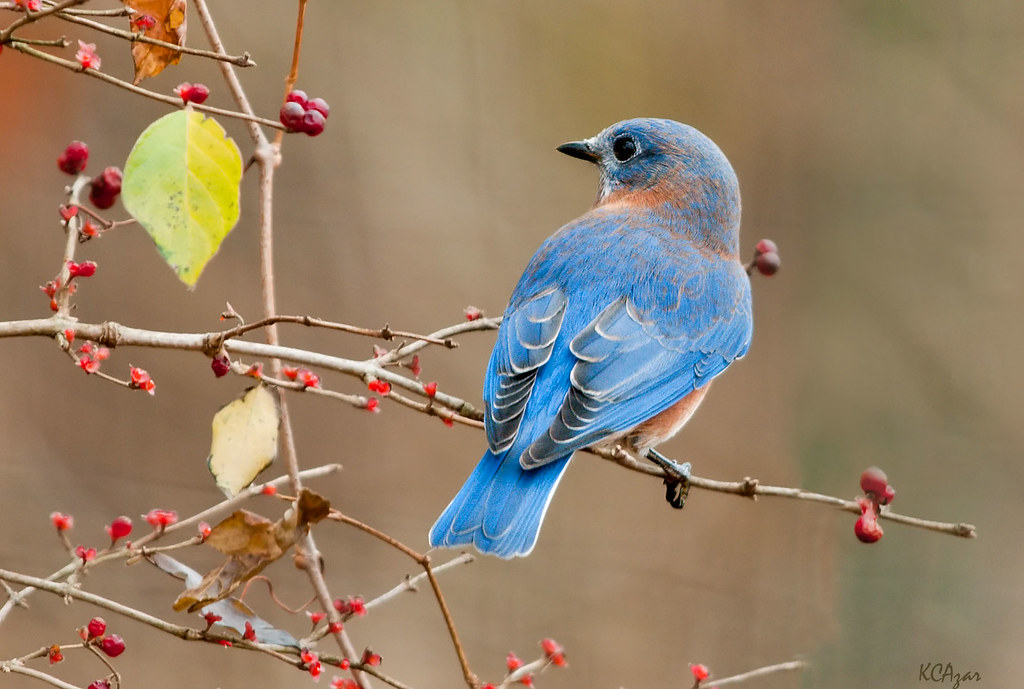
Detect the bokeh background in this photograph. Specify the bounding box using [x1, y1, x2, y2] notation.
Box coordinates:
[1, 1, 1021, 688]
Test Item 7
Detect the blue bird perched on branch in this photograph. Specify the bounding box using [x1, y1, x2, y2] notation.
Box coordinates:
[429, 118, 753, 558]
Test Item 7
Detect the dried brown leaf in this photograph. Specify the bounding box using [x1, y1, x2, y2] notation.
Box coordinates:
[124, 0, 187, 84]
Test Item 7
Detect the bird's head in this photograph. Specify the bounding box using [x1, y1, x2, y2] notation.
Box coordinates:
[558, 118, 741, 253]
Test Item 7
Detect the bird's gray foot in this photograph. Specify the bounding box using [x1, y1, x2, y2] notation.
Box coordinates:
[645, 449, 691, 509]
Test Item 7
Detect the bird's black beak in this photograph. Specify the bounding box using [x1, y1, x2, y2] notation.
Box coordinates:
[556, 140, 599, 163]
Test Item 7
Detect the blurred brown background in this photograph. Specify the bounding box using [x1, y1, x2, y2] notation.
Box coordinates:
[1, 1, 1020, 688]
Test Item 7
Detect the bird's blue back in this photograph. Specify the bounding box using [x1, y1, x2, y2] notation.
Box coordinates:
[429, 119, 752, 557]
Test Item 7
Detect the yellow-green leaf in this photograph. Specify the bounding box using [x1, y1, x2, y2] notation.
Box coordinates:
[207, 386, 280, 497]
[122, 108, 242, 287]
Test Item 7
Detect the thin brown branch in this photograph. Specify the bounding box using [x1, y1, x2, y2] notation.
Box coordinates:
[327, 511, 477, 688]
[4, 42, 283, 129]
[709, 659, 808, 687]
[274, 0, 307, 148]
[54, 10, 255, 66]
[0, 0, 84, 42]
[223, 315, 458, 348]
[589, 445, 977, 537]
[0, 663, 82, 689]
[0, 569, 306, 667]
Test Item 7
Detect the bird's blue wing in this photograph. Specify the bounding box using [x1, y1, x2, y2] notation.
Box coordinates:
[483, 287, 567, 454]
[521, 261, 752, 468]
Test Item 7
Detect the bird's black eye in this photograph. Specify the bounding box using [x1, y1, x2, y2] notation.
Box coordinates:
[612, 135, 638, 162]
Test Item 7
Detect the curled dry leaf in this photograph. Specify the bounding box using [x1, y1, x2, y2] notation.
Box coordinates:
[124, 0, 187, 84]
[170, 491, 330, 613]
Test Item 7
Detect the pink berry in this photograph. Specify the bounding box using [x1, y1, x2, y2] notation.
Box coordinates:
[100, 634, 125, 657]
[306, 97, 330, 118]
[87, 681, 111, 689]
[755, 251, 780, 276]
[279, 101, 305, 130]
[300, 109, 326, 136]
[755, 238, 778, 256]
[285, 90, 308, 106]
[860, 466, 888, 497]
[87, 617, 107, 639]
[57, 141, 89, 175]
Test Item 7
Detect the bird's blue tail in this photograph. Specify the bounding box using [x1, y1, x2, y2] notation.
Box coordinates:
[429, 450, 571, 558]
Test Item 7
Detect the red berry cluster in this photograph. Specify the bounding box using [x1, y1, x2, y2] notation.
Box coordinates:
[752, 238, 781, 276]
[75, 617, 125, 658]
[333, 595, 367, 618]
[174, 82, 210, 105]
[855, 466, 896, 543]
[283, 366, 321, 388]
[279, 90, 330, 136]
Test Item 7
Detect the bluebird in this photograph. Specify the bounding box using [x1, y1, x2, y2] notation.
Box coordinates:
[429, 118, 752, 558]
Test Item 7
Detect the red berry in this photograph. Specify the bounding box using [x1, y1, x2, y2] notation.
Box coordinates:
[423, 381, 438, 397]
[306, 97, 330, 118]
[464, 305, 483, 321]
[308, 611, 326, 625]
[279, 101, 305, 130]
[106, 516, 132, 542]
[50, 512, 74, 531]
[442, 418, 454, 427]
[541, 638, 567, 667]
[87, 682, 111, 689]
[328, 621, 343, 633]
[57, 141, 89, 175]
[100, 635, 125, 657]
[211, 354, 230, 377]
[408, 354, 422, 377]
[185, 83, 209, 104]
[87, 617, 107, 639]
[81, 220, 101, 239]
[855, 512, 884, 543]
[285, 90, 308, 107]
[41, 280, 59, 298]
[88, 167, 122, 209]
[300, 109, 326, 136]
[75, 545, 97, 562]
[243, 621, 256, 641]
[144, 509, 177, 528]
[203, 612, 222, 628]
[48, 645, 63, 664]
[298, 369, 320, 388]
[261, 484, 278, 496]
[282, 366, 299, 380]
[198, 521, 211, 539]
[755, 251, 780, 276]
[67, 260, 97, 278]
[364, 398, 379, 412]
[882, 484, 896, 505]
[506, 652, 522, 671]
[132, 14, 156, 30]
[360, 649, 381, 666]
[690, 663, 710, 681]
[755, 238, 778, 256]
[129, 366, 155, 394]
[60, 205, 79, 222]
[75, 40, 101, 70]
[859, 466, 888, 497]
